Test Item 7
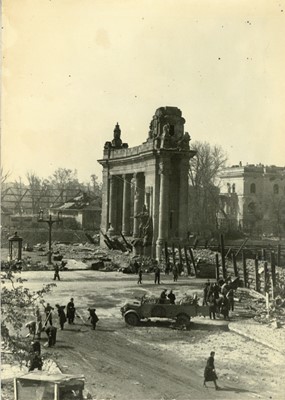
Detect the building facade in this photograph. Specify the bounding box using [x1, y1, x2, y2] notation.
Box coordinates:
[98, 106, 196, 258]
[218, 164, 285, 236]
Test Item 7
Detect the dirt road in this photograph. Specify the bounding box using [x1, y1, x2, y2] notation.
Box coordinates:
[12, 270, 285, 399]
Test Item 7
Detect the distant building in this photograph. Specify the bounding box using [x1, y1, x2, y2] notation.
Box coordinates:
[50, 192, 101, 230]
[218, 163, 285, 236]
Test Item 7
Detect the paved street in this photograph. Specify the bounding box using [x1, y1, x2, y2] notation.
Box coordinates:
[11, 269, 284, 399]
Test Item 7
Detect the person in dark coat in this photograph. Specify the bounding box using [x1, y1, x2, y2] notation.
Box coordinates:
[133, 260, 140, 274]
[203, 351, 220, 390]
[213, 282, 220, 300]
[55, 304, 66, 330]
[53, 264, 60, 281]
[137, 267, 143, 284]
[167, 290, 176, 304]
[31, 340, 41, 355]
[226, 288, 235, 311]
[203, 282, 211, 305]
[172, 264, 179, 282]
[28, 352, 43, 372]
[88, 308, 99, 330]
[25, 321, 36, 339]
[66, 298, 76, 324]
[154, 267, 161, 284]
[207, 292, 217, 320]
[45, 325, 57, 347]
[220, 295, 230, 320]
[44, 303, 54, 326]
[159, 289, 167, 304]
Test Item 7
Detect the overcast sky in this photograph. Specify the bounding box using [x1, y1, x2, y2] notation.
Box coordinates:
[2, 0, 285, 184]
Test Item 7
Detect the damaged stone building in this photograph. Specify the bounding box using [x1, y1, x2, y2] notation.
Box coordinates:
[98, 107, 196, 258]
[218, 164, 285, 236]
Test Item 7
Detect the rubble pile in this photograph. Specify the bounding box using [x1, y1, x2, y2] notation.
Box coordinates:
[192, 248, 217, 265]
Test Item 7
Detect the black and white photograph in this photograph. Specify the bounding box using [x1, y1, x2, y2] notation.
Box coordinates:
[1, 1, 285, 399]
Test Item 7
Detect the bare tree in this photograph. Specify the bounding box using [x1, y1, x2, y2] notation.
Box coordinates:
[189, 141, 227, 235]
[50, 168, 80, 203]
[1, 166, 10, 186]
[26, 172, 52, 214]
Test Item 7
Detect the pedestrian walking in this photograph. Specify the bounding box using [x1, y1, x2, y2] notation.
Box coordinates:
[173, 264, 179, 282]
[88, 308, 99, 330]
[167, 290, 176, 304]
[154, 266, 161, 284]
[137, 267, 143, 284]
[45, 325, 57, 347]
[55, 304, 67, 330]
[67, 298, 76, 324]
[44, 303, 54, 326]
[53, 263, 60, 281]
[203, 351, 220, 390]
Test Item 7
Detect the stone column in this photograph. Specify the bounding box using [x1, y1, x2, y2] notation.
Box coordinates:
[100, 168, 109, 233]
[144, 188, 150, 212]
[122, 174, 131, 236]
[108, 175, 116, 235]
[178, 157, 189, 241]
[133, 173, 144, 237]
[156, 158, 170, 259]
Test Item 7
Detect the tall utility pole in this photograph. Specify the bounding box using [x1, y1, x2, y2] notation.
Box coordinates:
[38, 210, 63, 264]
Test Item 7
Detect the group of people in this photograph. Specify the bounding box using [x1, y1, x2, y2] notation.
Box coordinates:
[158, 289, 176, 304]
[203, 278, 235, 320]
[26, 297, 99, 372]
[135, 259, 190, 285]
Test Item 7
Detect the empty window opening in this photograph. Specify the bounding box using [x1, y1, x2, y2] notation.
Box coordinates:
[250, 183, 256, 194]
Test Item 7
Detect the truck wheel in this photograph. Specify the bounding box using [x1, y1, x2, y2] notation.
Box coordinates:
[125, 313, 139, 326]
[176, 314, 190, 327]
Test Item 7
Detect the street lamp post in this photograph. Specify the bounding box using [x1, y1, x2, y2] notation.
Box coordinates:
[38, 210, 63, 264]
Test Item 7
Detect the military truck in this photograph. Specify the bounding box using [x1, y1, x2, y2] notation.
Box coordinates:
[121, 294, 209, 327]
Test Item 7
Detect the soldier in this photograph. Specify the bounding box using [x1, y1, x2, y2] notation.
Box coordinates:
[35, 313, 43, 340]
[220, 295, 230, 320]
[31, 340, 41, 355]
[154, 266, 161, 284]
[173, 264, 179, 282]
[159, 289, 167, 304]
[28, 351, 43, 372]
[25, 321, 36, 339]
[55, 304, 67, 330]
[226, 288, 235, 311]
[167, 290, 176, 304]
[208, 291, 217, 320]
[137, 267, 143, 284]
[44, 303, 54, 326]
[66, 298, 76, 324]
[203, 282, 210, 306]
[88, 308, 99, 330]
[53, 263, 60, 281]
[45, 325, 57, 347]
[133, 260, 140, 274]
